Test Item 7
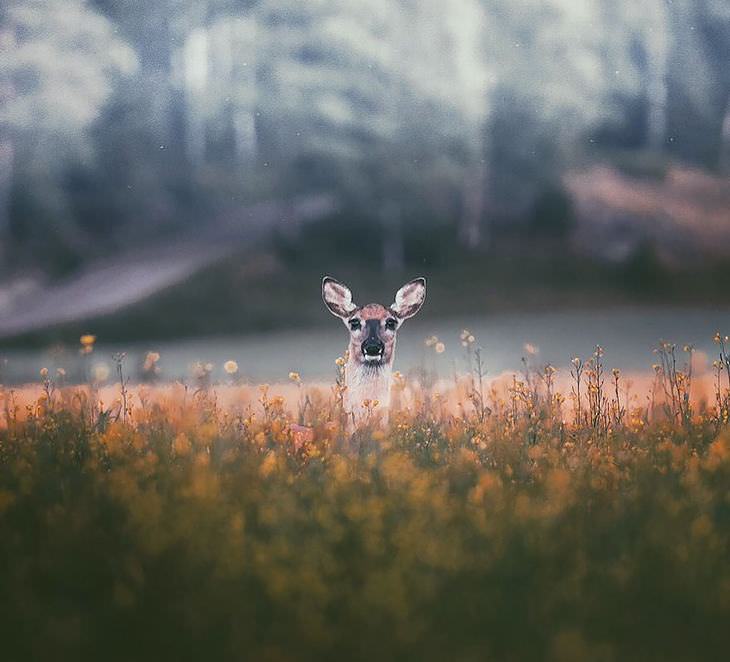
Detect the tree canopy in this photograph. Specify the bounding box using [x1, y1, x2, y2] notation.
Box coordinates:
[1, 0, 728, 273]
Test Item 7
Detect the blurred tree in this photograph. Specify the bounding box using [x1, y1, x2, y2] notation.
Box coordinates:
[2, 0, 729, 279]
[252, 0, 491, 264]
[599, 0, 670, 151]
[89, 0, 200, 244]
[697, 0, 730, 169]
[485, 0, 675, 218]
[664, 0, 730, 167]
[485, 0, 607, 217]
[402, 0, 492, 250]
[0, 0, 135, 269]
[176, 4, 260, 169]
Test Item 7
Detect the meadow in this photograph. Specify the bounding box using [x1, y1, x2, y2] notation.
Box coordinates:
[1, 335, 730, 661]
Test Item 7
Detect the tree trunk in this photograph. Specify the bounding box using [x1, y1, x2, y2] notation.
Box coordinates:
[183, 26, 209, 167]
[720, 95, 730, 173]
[0, 137, 13, 261]
[459, 160, 488, 250]
[646, 58, 668, 151]
[645, 1, 669, 151]
[0, 21, 16, 264]
[381, 202, 404, 273]
[231, 16, 258, 169]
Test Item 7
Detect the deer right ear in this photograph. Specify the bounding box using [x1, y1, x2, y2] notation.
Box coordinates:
[322, 276, 357, 319]
[392, 277, 426, 319]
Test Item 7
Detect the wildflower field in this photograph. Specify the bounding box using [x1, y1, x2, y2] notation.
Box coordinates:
[1, 336, 730, 661]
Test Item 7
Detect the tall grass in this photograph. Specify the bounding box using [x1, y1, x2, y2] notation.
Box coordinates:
[0, 336, 729, 661]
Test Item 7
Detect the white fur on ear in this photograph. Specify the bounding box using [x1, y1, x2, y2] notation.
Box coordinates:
[392, 277, 426, 319]
[322, 276, 357, 319]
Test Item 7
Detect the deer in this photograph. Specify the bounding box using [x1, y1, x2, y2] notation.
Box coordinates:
[322, 276, 426, 426]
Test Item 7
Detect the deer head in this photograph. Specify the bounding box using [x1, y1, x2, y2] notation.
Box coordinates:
[322, 276, 426, 370]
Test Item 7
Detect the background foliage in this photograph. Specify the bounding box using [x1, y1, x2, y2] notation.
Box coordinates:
[1, 0, 729, 275]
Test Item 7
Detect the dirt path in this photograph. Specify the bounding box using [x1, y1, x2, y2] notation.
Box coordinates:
[0, 195, 335, 339]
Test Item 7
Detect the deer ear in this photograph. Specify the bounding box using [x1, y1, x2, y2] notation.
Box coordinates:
[322, 276, 357, 319]
[391, 277, 426, 320]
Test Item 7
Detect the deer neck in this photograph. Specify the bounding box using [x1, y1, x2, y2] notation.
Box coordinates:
[345, 357, 393, 415]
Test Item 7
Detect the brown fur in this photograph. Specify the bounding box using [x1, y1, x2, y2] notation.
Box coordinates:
[347, 304, 397, 367]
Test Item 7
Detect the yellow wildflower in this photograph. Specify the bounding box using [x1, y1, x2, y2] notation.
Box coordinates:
[80, 334, 96, 347]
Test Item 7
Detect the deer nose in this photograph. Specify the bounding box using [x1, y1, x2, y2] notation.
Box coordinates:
[362, 339, 384, 356]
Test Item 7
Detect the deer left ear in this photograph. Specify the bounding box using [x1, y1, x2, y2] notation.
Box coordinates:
[391, 277, 426, 320]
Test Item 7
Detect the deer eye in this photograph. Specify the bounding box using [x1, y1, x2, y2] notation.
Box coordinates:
[349, 319, 361, 331]
[385, 318, 398, 331]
